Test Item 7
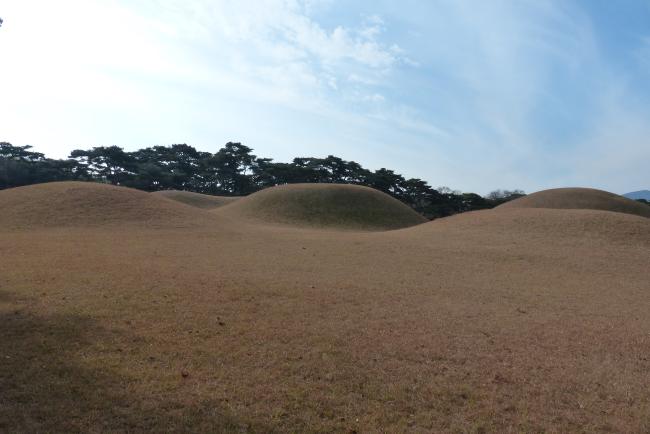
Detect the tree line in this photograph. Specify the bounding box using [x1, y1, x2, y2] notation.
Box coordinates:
[0, 141, 526, 219]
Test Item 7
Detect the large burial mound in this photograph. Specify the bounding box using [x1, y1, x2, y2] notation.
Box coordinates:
[0, 181, 212, 229]
[497, 187, 650, 218]
[217, 183, 427, 230]
[152, 190, 240, 209]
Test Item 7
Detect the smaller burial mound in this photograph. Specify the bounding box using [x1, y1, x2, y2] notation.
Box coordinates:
[497, 187, 650, 218]
[0, 181, 213, 230]
[217, 183, 427, 231]
[414, 207, 650, 243]
[152, 190, 240, 209]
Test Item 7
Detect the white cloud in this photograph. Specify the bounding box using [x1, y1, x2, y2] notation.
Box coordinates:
[139, 0, 403, 94]
[1, 0, 648, 194]
[0, 0, 417, 165]
[380, 0, 650, 193]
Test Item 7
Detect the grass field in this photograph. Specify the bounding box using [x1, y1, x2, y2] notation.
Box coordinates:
[1, 182, 649, 432]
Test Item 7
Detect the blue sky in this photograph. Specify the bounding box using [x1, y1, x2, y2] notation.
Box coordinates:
[1, 0, 649, 194]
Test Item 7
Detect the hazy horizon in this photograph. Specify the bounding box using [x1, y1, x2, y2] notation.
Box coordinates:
[1, 0, 649, 195]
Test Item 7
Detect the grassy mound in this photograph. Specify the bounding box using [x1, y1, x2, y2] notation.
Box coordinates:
[217, 183, 427, 230]
[0, 181, 212, 229]
[497, 187, 650, 218]
[152, 190, 240, 209]
[407, 207, 650, 244]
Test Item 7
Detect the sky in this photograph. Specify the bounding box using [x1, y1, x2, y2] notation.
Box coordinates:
[1, 0, 649, 194]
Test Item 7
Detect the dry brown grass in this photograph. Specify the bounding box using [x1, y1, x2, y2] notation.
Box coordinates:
[152, 190, 241, 209]
[0, 181, 216, 229]
[216, 183, 427, 231]
[498, 187, 650, 218]
[1, 182, 650, 433]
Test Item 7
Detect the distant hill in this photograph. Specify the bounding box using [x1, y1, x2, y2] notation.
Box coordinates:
[623, 190, 650, 201]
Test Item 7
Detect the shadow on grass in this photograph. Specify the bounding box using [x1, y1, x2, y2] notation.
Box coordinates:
[0, 290, 275, 433]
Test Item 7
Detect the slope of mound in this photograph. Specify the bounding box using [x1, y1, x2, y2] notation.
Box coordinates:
[217, 183, 427, 230]
[403, 207, 650, 245]
[0, 181, 214, 229]
[152, 190, 240, 209]
[497, 187, 650, 218]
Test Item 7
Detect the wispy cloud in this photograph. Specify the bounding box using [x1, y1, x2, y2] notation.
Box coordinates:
[142, 0, 406, 104]
[1, 0, 648, 193]
[379, 0, 649, 193]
